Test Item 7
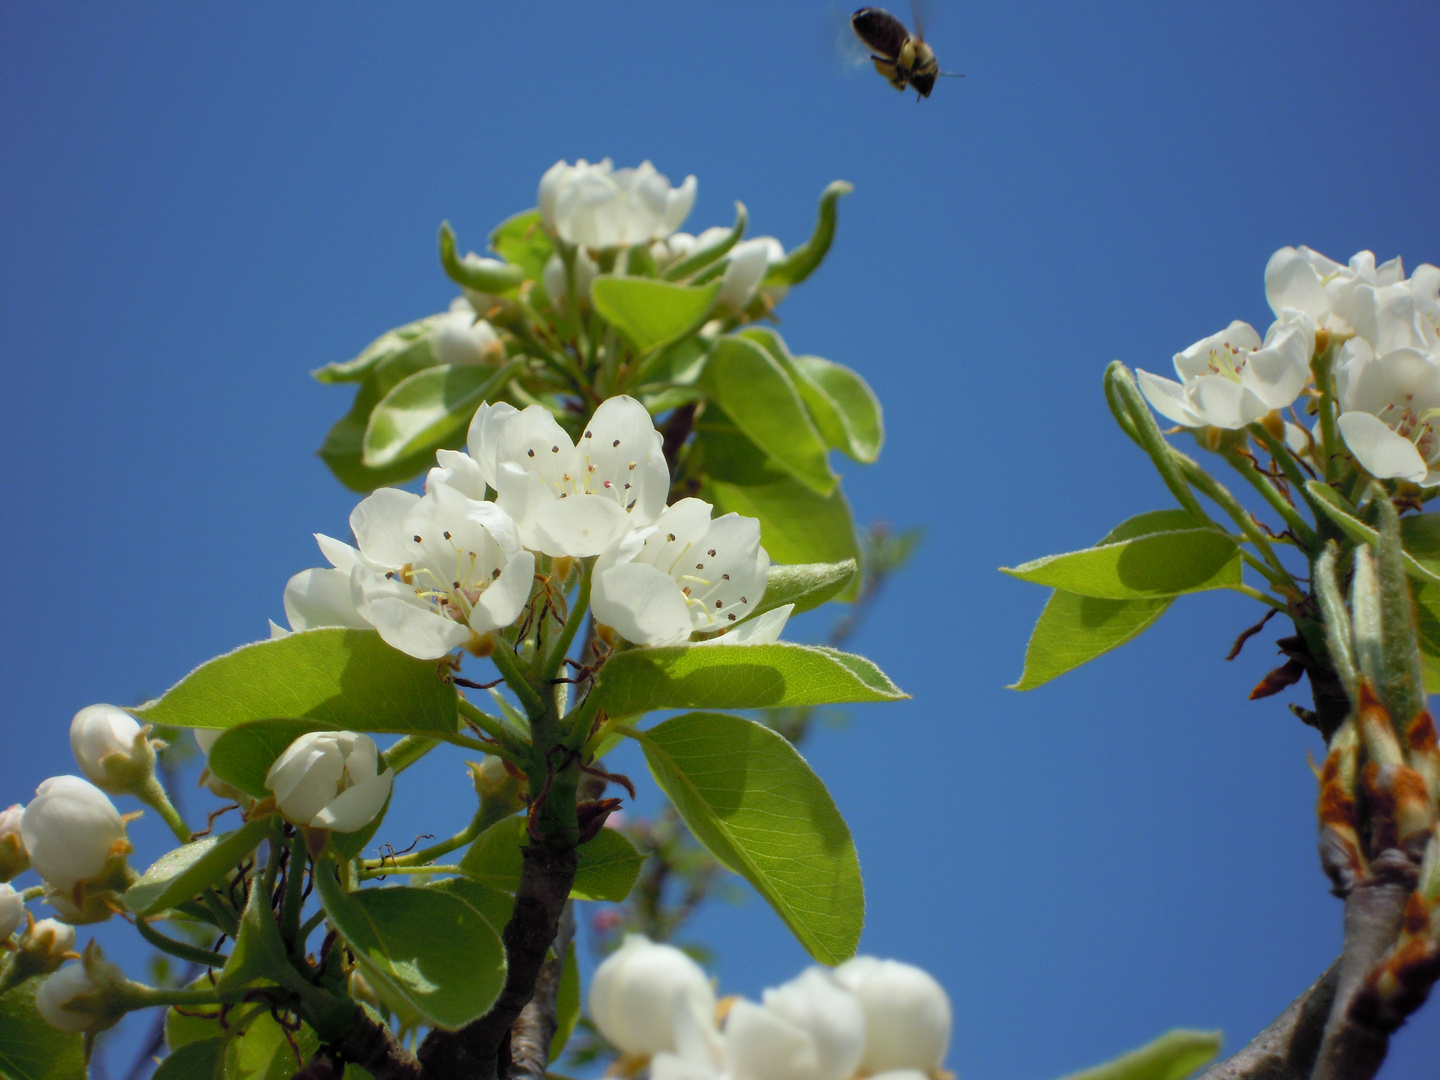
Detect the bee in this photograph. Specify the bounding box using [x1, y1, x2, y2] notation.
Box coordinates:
[850, 6, 962, 99]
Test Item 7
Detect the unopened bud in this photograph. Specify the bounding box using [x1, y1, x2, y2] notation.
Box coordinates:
[35, 942, 129, 1034]
[589, 933, 717, 1057]
[20, 777, 132, 896]
[0, 884, 23, 940]
[833, 957, 952, 1074]
[0, 805, 28, 882]
[69, 706, 157, 795]
[192, 729, 244, 802]
[15, 918, 78, 979]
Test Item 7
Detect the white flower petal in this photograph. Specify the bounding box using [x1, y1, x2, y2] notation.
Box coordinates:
[1189, 375, 1270, 429]
[471, 550, 536, 632]
[466, 402, 520, 489]
[591, 562, 693, 646]
[530, 496, 632, 557]
[697, 604, 793, 645]
[1337, 411, 1428, 482]
[283, 568, 370, 632]
[350, 489, 420, 567]
[428, 450, 489, 501]
[1135, 370, 1204, 427]
[311, 768, 393, 832]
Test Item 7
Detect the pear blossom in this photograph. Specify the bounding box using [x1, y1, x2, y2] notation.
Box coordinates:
[833, 957, 952, 1074]
[292, 482, 533, 660]
[591, 498, 771, 647]
[0, 803, 28, 881]
[726, 968, 865, 1080]
[539, 158, 696, 249]
[1333, 337, 1440, 485]
[717, 239, 776, 312]
[265, 730, 393, 832]
[588, 933, 717, 1058]
[1135, 316, 1313, 430]
[19, 777, 129, 893]
[0, 883, 24, 940]
[457, 396, 671, 557]
[68, 705, 143, 791]
[432, 298, 502, 367]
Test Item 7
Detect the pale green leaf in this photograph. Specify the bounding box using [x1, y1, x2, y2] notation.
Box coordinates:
[489, 210, 553, 282]
[1308, 481, 1440, 587]
[595, 642, 906, 719]
[1055, 1028, 1222, 1080]
[134, 629, 458, 738]
[362, 358, 523, 468]
[1002, 529, 1240, 599]
[590, 277, 718, 354]
[126, 816, 278, 915]
[757, 560, 858, 617]
[763, 180, 851, 287]
[701, 337, 836, 496]
[151, 1038, 223, 1080]
[214, 866, 294, 995]
[314, 866, 507, 1030]
[627, 712, 862, 964]
[458, 817, 644, 902]
[0, 982, 85, 1080]
[313, 316, 442, 385]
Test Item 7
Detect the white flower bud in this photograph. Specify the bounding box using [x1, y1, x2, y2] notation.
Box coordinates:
[834, 957, 951, 1074]
[69, 705, 146, 792]
[265, 731, 393, 833]
[588, 933, 716, 1057]
[726, 968, 863, 1080]
[36, 962, 98, 1031]
[0, 804, 29, 881]
[433, 299, 502, 367]
[16, 918, 78, 978]
[19, 777, 130, 893]
[191, 729, 244, 801]
[0, 883, 24, 940]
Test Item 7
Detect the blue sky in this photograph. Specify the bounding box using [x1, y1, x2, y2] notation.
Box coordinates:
[3, 2, 1439, 1077]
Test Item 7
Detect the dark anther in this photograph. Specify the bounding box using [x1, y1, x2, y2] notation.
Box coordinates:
[413, 535, 422, 543]
[612, 438, 620, 447]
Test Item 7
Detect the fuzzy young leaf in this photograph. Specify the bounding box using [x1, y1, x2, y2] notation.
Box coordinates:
[489, 210, 553, 281]
[314, 315, 442, 385]
[458, 817, 644, 902]
[595, 643, 906, 719]
[0, 981, 85, 1080]
[764, 180, 851, 287]
[626, 712, 862, 964]
[134, 629, 458, 738]
[1002, 528, 1240, 599]
[702, 336, 836, 496]
[590, 276, 719, 355]
[125, 815, 278, 915]
[1055, 1028, 1222, 1080]
[314, 865, 507, 1030]
[362, 358, 523, 468]
[1308, 481, 1440, 587]
[440, 222, 525, 294]
[757, 560, 858, 617]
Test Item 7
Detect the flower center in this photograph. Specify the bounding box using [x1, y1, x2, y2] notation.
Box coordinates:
[1380, 396, 1440, 461]
[390, 530, 501, 624]
[1204, 340, 1250, 383]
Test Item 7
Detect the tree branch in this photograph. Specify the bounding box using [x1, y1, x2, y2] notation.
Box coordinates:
[508, 901, 576, 1080]
[1194, 960, 1338, 1080]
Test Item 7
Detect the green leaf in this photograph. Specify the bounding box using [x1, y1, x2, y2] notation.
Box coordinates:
[458, 818, 645, 902]
[1055, 1028, 1222, 1080]
[314, 316, 442, 385]
[1006, 510, 1200, 691]
[314, 865, 507, 1030]
[1010, 593, 1172, 691]
[362, 357, 523, 468]
[151, 1038, 224, 1080]
[214, 874, 291, 995]
[757, 560, 858, 617]
[424, 878, 515, 932]
[1308, 481, 1440, 587]
[489, 210, 553, 282]
[627, 712, 862, 964]
[225, 1010, 320, 1080]
[1410, 580, 1440, 694]
[1002, 529, 1240, 599]
[694, 415, 859, 570]
[590, 277, 719, 354]
[551, 942, 581, 1060]
[764, 180, 851, 288]
[135, 629, 458, 738]
[596, 642, 905, 719]
[208, 720, 335, 799]
[439, 223, 525, 295]
[1401, 511, 1440, 572]
[0, 982, 85, 1080]
[701, 337, 836, 496]
[126, 816, 278, 915]
[662, 202, 747, 282]
[740, 330, 882, 464]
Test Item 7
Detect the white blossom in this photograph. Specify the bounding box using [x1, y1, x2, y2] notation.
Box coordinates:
[591, 498, 771, 647]
[458, 396, 671, 557]
[1136, 316, 1313, 430]
[265, 731, 393, 833]
[588, 933, 717, 1058]
[36, 962, 99, 1032]
[542, 248, 598, 308]
[0, 803, 28, 881]
[433, 297, 503, 367]
[726, 968, 865, 1080]
[1334, 337, 1440, 485]
[21, 918, 76, 967]
[19, 777, 129, 893]
[0, 883, 24, 940]
[539, 159, 696, 249]
[834, 957, 952, 1074]
[68, 705, 143, 791]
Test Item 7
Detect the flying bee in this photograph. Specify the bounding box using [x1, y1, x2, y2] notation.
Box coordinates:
[850, 6, 962, 99]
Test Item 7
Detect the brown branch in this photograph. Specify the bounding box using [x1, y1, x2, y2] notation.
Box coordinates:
[330, 1004, 424, 1080]
[508, 901, 577, 1080]
[1194, 960, 1338, 1080]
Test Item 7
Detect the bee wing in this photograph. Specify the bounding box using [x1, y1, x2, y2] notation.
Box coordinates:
[830, 5, 875, 69]
[851, 7, 910, 60]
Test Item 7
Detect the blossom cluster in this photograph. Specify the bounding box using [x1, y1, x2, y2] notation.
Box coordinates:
[286, 393, 790, 656]
[589, 935, 952, 1080]
[1137, 245, 1440, 484]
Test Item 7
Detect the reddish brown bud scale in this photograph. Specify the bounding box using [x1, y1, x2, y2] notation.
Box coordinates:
[1249, 657, 1306, 699]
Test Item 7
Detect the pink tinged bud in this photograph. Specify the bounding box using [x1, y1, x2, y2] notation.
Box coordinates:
[0, 804, 29, 881]
[0, 883, 23, 940]
[588, 933, 717, 1057]
[19, 776, 129, 893]
[68, 705, 144, 792]
[833, 957, 952, 1074]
